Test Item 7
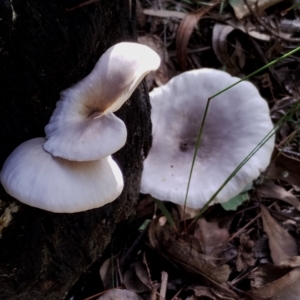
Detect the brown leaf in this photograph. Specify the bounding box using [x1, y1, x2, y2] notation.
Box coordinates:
[266, 147, 300, 187]
[136, 194, 154, 219]
[247, 266, 300, 300]
[212, 23, 241, 75]
[143, 9, 186, 19]
[176, 1, 219, 70]
[261, 205, 298, 265]
[149, 217, 230, 283]
[123, 259, 151, 293]
[194, 218, 230, 258]
[257, 181, 300, 211]
[138, 34, 173, 88]
[229, 0, 285, 19]
[99, 256, 119, 290]
[236, 233, 255, 272]
[190, 286, 236, 299]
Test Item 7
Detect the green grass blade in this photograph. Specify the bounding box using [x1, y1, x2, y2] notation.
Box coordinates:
[193, 100, 300, 220]
[183, 45, 300, 211]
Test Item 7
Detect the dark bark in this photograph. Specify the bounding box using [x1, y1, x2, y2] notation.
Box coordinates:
[0, 0, 151, 299]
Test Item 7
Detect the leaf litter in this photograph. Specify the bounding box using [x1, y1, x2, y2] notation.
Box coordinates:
[66, 0, 300, 299]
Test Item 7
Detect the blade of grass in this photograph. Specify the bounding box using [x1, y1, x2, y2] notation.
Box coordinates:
[183, 45, 300, 213]
[191, 99, 300, 223]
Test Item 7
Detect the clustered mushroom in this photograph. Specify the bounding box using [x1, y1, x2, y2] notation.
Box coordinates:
[141, 68, 275, 209]
[0, 42, 160, 213]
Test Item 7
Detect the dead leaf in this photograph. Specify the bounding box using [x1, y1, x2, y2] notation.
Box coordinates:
[236, 233, 255, 272]
[176, 1, 220, 70]
[99, 256, 119, 290]
[261, 205, 298, 265]
[136, 0, 146, 28]
[97, 288, 143, 300]
[123, 259, 151, 293]
[266, 147, 300, 187]
[194, 218, 230, 258]
[138, 34, 174, 88]
[189, 285, 236, 299]
[143, 9, 186, 19]
[136, 194, 154, 219]
[149, 217, 230, 284]
[257, 181, 300, 211]
[279, 256, 300, 268]
[229, 0, 285, 19]
[247, 266, 300, 300]
[223, 17, 271, 41]
[212, 23, 243, 75]
[177, 205, 200, 220]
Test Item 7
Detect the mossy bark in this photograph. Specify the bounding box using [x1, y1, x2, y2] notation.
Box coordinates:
[0, 0, 151, 299]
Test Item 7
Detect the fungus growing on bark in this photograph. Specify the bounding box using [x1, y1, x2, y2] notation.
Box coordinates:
[0, 42, 161, 212]
[141, 69, 274, 209]
[0, 138, 123, 213]
[44, 42, 160, 161]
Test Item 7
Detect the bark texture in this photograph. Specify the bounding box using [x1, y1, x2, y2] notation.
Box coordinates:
[0, 0, 151, 299]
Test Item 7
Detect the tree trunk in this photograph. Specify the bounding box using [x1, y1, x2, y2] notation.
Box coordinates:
[0, 0, 151, 299]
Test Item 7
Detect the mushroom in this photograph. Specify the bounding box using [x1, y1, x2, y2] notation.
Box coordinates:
[0, 42, 160, 212]
[0, 138, 123, 213]
[140, 68, 274, 209]
[44, 42, 160, 161]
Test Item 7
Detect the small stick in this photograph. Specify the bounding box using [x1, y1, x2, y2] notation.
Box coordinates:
[160, 271, 168, 300]
[229, 202, 276, 241]
[66, 0, 99, 12]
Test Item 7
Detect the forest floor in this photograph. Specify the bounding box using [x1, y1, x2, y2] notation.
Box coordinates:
[68, 1, 300, 299]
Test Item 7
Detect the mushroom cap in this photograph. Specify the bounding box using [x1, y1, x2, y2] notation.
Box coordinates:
[0, 138, 123, 213]
[141, 69, 274, 209]
[44, 42, 160, 161]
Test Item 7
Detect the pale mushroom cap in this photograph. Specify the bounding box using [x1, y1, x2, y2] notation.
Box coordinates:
[44, 42, 161, 161]
[0, 138, 124, 213]
[141, 69, 275, 209]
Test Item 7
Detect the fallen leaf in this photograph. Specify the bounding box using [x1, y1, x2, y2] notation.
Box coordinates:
[221, 192, 250, 211]
[247, 266, 300, 300]
[143, 8, 186, 19]
[177, 205, 200, 220]
[176, 1, 219, 70]
[236, 233, 255, 272]
[138, 34, 174, 88]
[212, 23, 242, 75]
[223, 17, 271, 41]
[194, 218, 230, 258]
[260, 205, 298, 265]
[149, 217, 230, 284]
[99, 256, 119, 290]
[266, 147, 300, 187]
[257, 181, 300, 211]
[229, 0, 285, 19]
[189, 285, 236, 299]
[123, 259, 151, 293]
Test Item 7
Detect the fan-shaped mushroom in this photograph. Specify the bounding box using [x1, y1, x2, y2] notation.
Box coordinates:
[141, 69, 274, 209]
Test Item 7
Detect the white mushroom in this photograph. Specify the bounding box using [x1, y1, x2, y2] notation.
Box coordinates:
[0, 138, 123, 213]
[44, 42, 160, 161]
[141, 68, 274, 209]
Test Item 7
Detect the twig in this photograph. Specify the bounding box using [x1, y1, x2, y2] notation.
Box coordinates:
[229, 202, 276, 241]
[120, 221, 150, 265]
[66, 0, 99, 12]
[83, 286, 123, 300]
[243, 0, 300, 42]
[160, 271, 168, 300]
[171, 283, 189, 300]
